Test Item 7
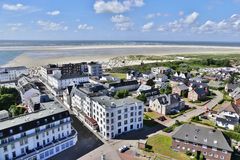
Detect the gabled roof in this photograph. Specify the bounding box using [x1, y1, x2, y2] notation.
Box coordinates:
[219, 102, 240, 115]
[172, 124, 233, 152]
[155, 93, 181, 105]
[175, 84, 188, 91]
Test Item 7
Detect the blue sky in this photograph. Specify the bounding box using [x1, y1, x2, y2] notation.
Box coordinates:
[0, 0, 240, 41]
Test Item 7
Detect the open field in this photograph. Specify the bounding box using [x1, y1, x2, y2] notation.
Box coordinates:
[146, 134, 190, 160]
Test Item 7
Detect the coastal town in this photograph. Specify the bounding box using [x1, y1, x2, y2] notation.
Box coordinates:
[0, 56, 240, 160]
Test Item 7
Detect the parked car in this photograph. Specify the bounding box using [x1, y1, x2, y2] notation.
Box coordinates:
[118, 145, 129, 153]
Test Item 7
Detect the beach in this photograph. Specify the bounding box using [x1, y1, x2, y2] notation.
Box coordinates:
[2, 44, 240, 67]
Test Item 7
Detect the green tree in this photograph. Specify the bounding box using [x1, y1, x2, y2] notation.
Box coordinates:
[0, 94, 16, 111]
[137, 94, 147, 103]
[146, 79, 155, 87]
[114, 90, 129, 99]
[234, 124, 240, 133]
[9, 105, 25, 117]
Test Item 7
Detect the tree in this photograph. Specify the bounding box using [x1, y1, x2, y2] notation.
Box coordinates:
[9, 105, 25, 117]
[0, 94, 16, 111]
[160, 85, 172, 94]
[114, 90, 129, 99]
[234, 124, 240, 133]
[146, 79, 155, 87]
[137, 94, 147, 103]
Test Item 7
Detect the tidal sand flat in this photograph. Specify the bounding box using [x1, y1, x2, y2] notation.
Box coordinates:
[2, 44, 240, 67]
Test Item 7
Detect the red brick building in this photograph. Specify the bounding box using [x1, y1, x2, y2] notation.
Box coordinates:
[172, 124, 233, 160]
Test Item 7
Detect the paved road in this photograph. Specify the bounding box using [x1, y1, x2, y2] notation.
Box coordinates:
[161, 90, 223, 127]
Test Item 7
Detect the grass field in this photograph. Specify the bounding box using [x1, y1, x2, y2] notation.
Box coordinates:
[144, 111, 161, 119]
[109, 72, 126, 79]
[146, 134, 190, 160]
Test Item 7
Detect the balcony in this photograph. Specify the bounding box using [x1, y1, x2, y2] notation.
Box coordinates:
[15, 128, 77, 160]
[0, 120, 72, 147]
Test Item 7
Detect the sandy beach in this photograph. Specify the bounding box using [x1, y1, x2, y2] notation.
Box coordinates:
[3, 44, 240, 67]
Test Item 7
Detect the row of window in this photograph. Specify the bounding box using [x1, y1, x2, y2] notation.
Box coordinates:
[177, 145, 226, 159]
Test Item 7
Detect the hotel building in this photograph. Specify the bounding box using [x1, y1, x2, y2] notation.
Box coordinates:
[0, 100, 77, 160]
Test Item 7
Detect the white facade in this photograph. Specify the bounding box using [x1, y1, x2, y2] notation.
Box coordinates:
[0, 67, 28, 83]
[0, 101, 77, 160]
[70, 88, 144, 140]
[48, 75, 89, 90]
[87, 62, 103, 76]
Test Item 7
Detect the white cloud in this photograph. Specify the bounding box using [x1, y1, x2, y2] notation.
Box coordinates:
[78, 24, 94, 30]
[183, 12, 199, 24]
[94, 0, 144, 14]
[197, 14, 240, 33]
[47, 10, 60, 16]
[111, 15, 133, 31]
[2, 3, 28, 11]
[142, 22, 154, 32]
[37, 20, 68, 31]
[155, 12, 199, 32]
[7, 23, 24, 31]
[146, 12, 161, 19]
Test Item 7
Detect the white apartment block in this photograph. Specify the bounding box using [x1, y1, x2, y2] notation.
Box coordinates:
[0, 101, 77, 160]
[0, 66, 28, 83]
[87, 62, 103, 76]
[70, 87, 144, 140]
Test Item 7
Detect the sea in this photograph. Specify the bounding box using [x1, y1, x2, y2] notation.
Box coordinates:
[0, 40, 239, 66]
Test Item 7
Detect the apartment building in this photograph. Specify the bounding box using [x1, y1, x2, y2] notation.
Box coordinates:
[172, 124, 233, 160]
[0, 66, 28, 83]
[0, 100, 77, 160]
[87, 62, 103, 76]
[69, 86, 144, 140]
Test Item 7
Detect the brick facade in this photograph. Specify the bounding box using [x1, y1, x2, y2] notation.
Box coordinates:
[172, 139, 232, 160]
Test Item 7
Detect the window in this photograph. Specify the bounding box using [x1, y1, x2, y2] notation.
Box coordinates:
[138, 106, 142, 110]
[21, 148, 25, 154]
[138, 117, 142, 122]
[131, 107, 134, 110]
[203, 152, 207, 155]
[111, 113, 114, 117]
[56, 146, 60, 152]
[124, 120, 128, 125]
[124, 108, 128, 112]
[222, 150, 227, 154]
[130, 112, 134, 117]
[118, 110, 121, 114]
[209, 153, 213, 157]
[40, 153, 44, 159]
[124, 114, 128, 118]
[45, 150, 49, 157]
[118, 122, 121, 127]
[11, 143, 15, 149]
[118, 115, 121, 120]
[4, 146, 8, 152]
[138, 111, 142, 115]
[4, 154, 9, 160]
[220, 155, 224, 159]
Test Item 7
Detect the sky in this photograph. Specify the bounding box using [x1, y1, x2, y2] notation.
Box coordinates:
[0, 0, 240, 41]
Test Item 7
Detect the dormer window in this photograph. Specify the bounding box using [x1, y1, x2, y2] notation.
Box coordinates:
[194, 135, 197, 140]
[19, 126, 23, 131]
[214, 140, 217, 144]
[204, 138, 207, 142]
[185, 134, 188, 138]
[9, 129, 13, 134]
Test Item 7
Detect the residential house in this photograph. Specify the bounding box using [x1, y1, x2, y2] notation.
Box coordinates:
[17, 76, 40, 105]
[155, 74, 168, 82]
[149, 93, 185, 115]
[105, 80, 139, 92]
[225, 83, 239, 93]
[137, 84, 152, 94]
[216, 102, 240, 130]
[172, 124, 233, 160]
[151, 67, 171, 75]
[139, 88, 160, 105]
[172, 83, 189, 97]
[188, 88, 207, 102]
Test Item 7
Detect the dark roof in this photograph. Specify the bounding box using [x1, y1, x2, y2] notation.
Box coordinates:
[108, 80, 138, 88]
[156, 93, 181, 105]
[226, 83, 239, 91]
[175, 84, 188, 91]
[0, 101, 70, 139]
[172, 124, 233, 152]
[141, 88, 160, 97]
[193, 88, 206, 95]
[216, 116, 239, 125]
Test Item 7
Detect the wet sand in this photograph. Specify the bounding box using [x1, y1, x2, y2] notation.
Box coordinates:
[3, 44, 240, 67]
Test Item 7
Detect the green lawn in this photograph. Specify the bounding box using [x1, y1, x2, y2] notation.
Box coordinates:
[144, 112, 161, 119]
[109, 73, 126, 79]
[146, 134, 190, 160]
